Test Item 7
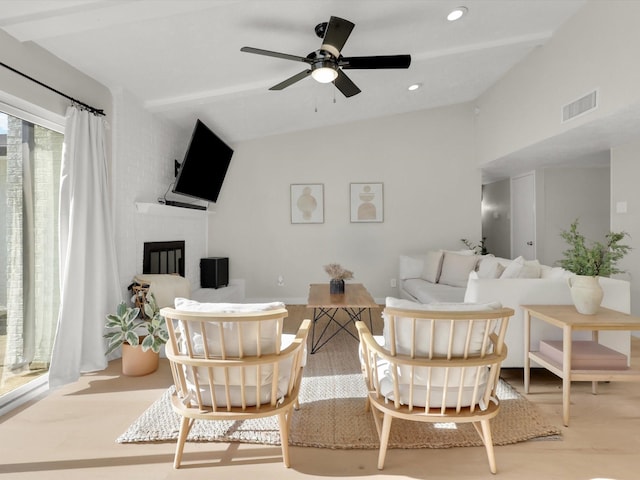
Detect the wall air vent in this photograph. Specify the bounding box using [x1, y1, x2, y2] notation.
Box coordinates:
[562, 89, 598, 123]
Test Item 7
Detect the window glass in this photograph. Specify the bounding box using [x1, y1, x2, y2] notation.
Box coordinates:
[0, 110, 63, 398]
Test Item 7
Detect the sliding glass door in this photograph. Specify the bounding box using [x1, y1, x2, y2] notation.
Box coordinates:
[0, 109, 63, 397]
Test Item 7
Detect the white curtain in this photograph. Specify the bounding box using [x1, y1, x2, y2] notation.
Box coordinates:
[2, 118, 61, 381]
[48, 106, 121, 388]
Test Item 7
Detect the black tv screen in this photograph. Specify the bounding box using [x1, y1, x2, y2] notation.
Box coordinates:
[172, 119, 233, 203]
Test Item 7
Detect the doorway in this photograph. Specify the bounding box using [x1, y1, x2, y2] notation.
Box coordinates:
[511, 172, 536, 260]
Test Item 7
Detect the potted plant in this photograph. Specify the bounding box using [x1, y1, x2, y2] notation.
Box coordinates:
[461, 237, 488, 255]
[104, 293, 169, 376]
[324, 263, 354, 294]
[557, 219, 630, 314]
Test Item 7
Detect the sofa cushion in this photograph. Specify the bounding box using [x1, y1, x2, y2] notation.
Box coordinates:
[384, 297, 502, 355]
[420, 250, 444, 283]
[476, 255, 505, 279]
[380, 297, 502, 408]
[541, 266, 569, 279]
[401, 278, 466, 304]
[399, 255, 424, 280]
[172, 298, 291, 407]
[500, 256, 542, 279]
[438, 251, 478, 287]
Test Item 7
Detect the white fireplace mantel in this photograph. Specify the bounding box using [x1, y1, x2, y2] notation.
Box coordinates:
[135, 201, 215, 217]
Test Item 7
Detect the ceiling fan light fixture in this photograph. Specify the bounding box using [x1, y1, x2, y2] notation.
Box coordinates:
[311, 66, 338, 83]
[447, 6, 468, 22]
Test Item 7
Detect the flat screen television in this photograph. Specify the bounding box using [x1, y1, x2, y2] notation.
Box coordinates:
[172, 119, 233, 203]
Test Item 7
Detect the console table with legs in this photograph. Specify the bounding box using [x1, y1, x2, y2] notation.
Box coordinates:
[522, 304, 640, 426]
[306, 283, 377, 354]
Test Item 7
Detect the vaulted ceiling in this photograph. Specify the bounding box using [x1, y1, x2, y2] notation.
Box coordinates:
[0, 0, 587, 145]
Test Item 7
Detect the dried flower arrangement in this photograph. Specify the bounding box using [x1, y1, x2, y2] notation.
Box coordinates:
[323, 263, 354, 281]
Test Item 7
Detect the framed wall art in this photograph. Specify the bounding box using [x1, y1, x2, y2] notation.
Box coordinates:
[290, 183, 324, 224]
[350, 182, 383, 223]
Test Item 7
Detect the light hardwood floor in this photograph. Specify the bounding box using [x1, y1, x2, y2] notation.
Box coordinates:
[1, 306, 640, 480]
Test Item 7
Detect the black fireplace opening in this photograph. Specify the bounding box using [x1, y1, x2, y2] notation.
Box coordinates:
[143, 241, 185, 277]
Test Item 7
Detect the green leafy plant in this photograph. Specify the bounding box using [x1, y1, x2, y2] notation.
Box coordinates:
[558, 219, 630, 277]
[104, 293, 168, 355]
[140, 293, 169, 353]
[461, 237, 488, 255]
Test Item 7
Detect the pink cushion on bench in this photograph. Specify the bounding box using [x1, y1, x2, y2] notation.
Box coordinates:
[539, 340, 628, 370]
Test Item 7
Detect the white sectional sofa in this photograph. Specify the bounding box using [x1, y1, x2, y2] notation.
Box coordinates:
[398, 251, 631, 367]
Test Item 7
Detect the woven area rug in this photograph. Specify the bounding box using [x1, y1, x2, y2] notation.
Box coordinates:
[117, 320, 561, 449]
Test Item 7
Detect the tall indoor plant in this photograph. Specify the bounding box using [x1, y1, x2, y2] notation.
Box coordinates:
[558, 219, 630, 314]
[104, 293, 168, 375]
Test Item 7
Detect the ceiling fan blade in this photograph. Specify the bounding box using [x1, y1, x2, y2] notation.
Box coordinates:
[321, 16, 355, 57]
[269, 70, 312, 90]
[340, 54, 412, 69]
[333, 70, 361, 98]
[241, 46, 311, 64]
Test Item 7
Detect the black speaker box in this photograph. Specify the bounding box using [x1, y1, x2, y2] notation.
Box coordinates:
[200, 257, 229, 289]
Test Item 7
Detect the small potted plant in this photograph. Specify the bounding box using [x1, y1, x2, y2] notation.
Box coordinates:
[557, 219, 630, 314]
[104, 293, 169, 376]
[324, 263, 354, 294]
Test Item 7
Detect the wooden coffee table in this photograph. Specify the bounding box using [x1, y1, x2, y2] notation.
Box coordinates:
[306, 283, 377, 353]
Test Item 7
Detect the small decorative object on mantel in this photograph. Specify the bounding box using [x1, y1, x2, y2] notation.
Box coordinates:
[557, 219, 630, 315]
[324, 263, 354, 295]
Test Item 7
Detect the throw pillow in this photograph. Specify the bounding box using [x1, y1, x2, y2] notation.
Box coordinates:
[172, 298, 290, 407]
[500, 256, 524, 278]
[476, 255, 505, 279]
[399, 255, 425, 280]
[174, 298, 285, 313]
[438, 251, 479, 287]
[173, 298, 285, 356]
[519, 259, 542, 278]
[383, 296, 502, 354]
[445, 249, 477, 256]
[420, 250, 444, 283]
[500, 257, 543, 279]
[541, 266, 569, 279]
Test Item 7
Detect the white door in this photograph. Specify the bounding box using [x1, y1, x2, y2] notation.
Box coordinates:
[511, 172, 536, 260]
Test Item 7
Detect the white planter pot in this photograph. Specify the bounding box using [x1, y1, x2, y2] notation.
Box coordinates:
[567, 275, 603, 315]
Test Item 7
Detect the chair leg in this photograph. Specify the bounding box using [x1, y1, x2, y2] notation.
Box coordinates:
[377, 413, 393, 470]
[174, 416, 193, 469]
[278, 410, 292, 468]
[478, 419, 497, 474]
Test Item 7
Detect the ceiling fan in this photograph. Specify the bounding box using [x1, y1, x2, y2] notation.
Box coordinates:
[241, 16, 411, 98]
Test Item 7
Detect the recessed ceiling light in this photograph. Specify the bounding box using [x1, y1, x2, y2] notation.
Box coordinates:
[408, 83, 421, 91]
[447, 6, 468, 22]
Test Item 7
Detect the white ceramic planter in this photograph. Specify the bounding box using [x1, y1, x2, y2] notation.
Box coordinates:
[568, 275, 603, 315]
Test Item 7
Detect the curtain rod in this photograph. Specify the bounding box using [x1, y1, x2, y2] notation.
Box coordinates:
[0, 60, 105, 117]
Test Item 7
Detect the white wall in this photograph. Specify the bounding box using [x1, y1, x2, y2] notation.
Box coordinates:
[611, 139, 640, 317]
[475, 1, 640, 317]
[475, 1, 640, 165]
[535, 165, 610, 267]
[208, 104, 480, 303]
[111, 88, 207, 301]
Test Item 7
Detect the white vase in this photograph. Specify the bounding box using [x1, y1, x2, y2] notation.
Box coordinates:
[567, 275, 604, 315]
